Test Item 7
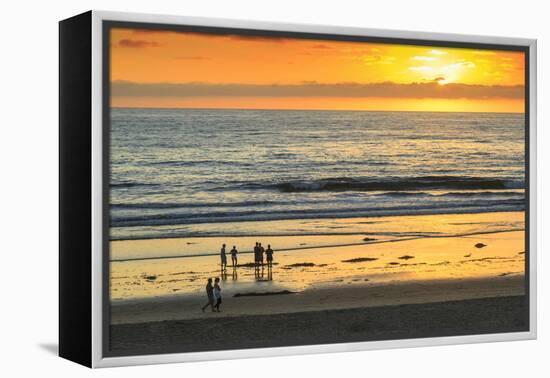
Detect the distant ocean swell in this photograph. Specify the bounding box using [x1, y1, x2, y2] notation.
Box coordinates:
[110, 175, 525, 228]
[111, 176, 524, 193]
[215, 176, 524, 192]
[111, 197, 525, 228]
[109, 108, 525, 239]
[110, 189, 524, 210]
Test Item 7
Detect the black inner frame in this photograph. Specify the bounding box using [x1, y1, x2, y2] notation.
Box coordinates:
[101, 20, 531, 358]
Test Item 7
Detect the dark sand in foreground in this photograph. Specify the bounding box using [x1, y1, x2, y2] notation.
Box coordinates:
[109, 295, 528, 356]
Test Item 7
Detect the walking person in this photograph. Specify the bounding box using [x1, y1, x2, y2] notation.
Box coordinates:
[266, 244, 274, 268]
[220, 244, 227, 271]
[213, 277, 222, 312]
[230, 245, 238, 267]
[201, 278, 215, 312]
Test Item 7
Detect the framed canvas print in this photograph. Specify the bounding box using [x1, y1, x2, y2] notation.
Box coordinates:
[59, 10, 537, 368]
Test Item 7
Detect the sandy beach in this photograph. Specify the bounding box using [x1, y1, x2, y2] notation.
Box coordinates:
[108, 211, 527, 354]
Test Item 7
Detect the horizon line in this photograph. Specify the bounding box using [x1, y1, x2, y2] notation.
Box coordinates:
[110, 105, 524, 114]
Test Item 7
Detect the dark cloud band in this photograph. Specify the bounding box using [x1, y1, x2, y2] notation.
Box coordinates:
[112, 81, 524, 99]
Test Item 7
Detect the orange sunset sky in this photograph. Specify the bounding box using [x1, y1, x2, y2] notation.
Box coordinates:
[110, 28, 525, 113]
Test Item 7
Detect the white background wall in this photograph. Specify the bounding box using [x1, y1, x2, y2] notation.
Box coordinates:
[0, 0, 546, 376]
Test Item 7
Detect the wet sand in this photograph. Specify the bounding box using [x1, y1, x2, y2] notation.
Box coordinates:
[109, 295, 528, 356]
[110, 228, 525, 301]
[111, 275, 524, 324]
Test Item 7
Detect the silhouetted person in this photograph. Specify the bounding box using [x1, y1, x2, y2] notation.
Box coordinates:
[230, 245, 238, 267]
[266, 244, 274, 268]
[201, 278, 214, 312]
[254, 242, 260, 269]
[220, 244, 227, 271]
[213, 277, 222, 312]
[259, 243, 265, 267]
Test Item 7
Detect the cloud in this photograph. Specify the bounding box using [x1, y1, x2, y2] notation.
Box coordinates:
[444, 60, 476, 69]
[483, 71, 504, 79]
[227, 35, 288, 43]
[312, 44, 331, 49]
[132, 29, 171, 35]
[175, 56, 210, 61]
[411, 56, 437, 61]
[409, 66, 433, 72]
[117, 39, 161, 48]
[112, 80, 524, 99]
[129, 28, 288, 43]
[500, 63, 516, 70]
[363, 55, 396, 65]
[472, 50, 496, 56]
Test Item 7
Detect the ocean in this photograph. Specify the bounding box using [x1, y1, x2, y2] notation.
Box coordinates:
[110, 108, 525, 241]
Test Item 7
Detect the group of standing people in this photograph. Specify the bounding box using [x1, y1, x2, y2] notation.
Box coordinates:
[219, 244, 239, 270]
[254, 242, 274, 269]
[219, 243, 275, 270]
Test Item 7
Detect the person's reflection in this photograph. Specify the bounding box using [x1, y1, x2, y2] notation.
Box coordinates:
[267, 264, 273, 281]
[221, 268, 227, 282]
[255, 264, 265, 280]
[231, 266, 238, 280]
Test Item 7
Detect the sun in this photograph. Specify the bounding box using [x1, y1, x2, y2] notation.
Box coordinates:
[433, 76, 448, 85]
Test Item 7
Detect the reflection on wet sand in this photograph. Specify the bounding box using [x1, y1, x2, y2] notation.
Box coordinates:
[110, 230, 524, 301]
